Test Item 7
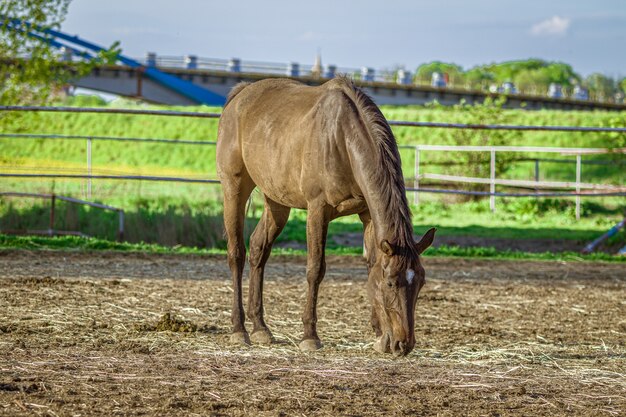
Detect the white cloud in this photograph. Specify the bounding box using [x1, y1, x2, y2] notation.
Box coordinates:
[530, 16, 571, 36]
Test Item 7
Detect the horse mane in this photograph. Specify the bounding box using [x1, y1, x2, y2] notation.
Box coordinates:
[340, 77, 417, 260]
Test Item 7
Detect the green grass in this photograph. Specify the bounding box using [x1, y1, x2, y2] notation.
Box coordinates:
[281, 199, 625, 248]
[1, 234, 623, 263]
[0, 195, 226, 247]
[1, 198, 624, 251]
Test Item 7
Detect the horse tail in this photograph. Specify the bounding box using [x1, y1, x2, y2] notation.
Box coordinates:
[225, 82, 252, 107]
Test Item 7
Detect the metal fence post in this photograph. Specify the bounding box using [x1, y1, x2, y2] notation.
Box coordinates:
[576, 154, 581, 220]
[118, 210, 125, 241]
[49, 194, 56, 236]
[87, 137, 92, 199]
[490, 148, 496, 212]
[534, 158, 540, 198]
[414, 146, 420, 205]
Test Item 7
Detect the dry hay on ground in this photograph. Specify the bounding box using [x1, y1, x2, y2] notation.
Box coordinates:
[0, 250, 625, 416]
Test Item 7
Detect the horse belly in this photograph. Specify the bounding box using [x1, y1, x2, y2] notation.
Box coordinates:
[242, 144, 308, 209]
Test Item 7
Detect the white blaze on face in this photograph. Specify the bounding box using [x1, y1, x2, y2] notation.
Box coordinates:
[406, 269, 415, 285]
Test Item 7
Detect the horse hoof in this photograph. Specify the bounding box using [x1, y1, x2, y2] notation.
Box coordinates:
[299, 338, 323, 352]
[230, 331, 250, 345]
[373, 335, 390, 354]
[250, 329, 274, 345]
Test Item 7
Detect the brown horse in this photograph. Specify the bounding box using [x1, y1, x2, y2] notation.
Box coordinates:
[216, 77, 435, 356]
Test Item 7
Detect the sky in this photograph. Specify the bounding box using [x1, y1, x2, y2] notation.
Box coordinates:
[62, 0, 626, 78]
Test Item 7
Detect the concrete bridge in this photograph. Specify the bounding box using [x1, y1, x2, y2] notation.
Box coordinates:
[76, 58, 625, 111]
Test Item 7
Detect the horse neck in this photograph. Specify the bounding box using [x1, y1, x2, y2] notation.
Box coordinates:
[348, 134, 414, 248]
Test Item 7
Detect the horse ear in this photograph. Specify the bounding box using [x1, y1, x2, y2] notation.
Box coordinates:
[415, 228, 436, 255]
[380, 240, 394, 256]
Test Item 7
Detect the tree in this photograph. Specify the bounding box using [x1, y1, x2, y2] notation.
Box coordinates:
[542, 62, 580, 87]
[513, 69, 551, 95]
[478, 59, 546, 84]
[415, 62, 464, 87]
[1, 0, 70, 105]
[465, 60, 582, 95]
[464, 67, 494, 91]
[0, 0, 116, 105]
[584, 73, 616, 102]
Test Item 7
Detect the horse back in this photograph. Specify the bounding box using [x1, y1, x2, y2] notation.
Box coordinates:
[218, 78, 366, 208]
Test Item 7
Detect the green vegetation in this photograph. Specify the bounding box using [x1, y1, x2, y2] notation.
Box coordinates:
[1, 0, 72, 105]
[1, 197, 624, 250]
[415, 62, 465, 86]
[1, 195, 225, 246]
[1, 233, 623, 263]
[0, 97, 624, 257]
[1, 98, 624, 189]
[414, 59, 625, 102]
[0, 0, 118, 105]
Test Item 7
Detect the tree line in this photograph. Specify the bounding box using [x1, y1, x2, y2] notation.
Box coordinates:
[411, 60, 625, 102]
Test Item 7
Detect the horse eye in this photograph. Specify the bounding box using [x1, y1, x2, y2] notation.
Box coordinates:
[387, 281, 393, 288]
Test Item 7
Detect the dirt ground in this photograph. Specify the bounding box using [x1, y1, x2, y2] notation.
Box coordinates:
[0, 250, 625, 416]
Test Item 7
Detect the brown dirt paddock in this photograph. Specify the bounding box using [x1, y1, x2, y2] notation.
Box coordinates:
[0, 250, 625, 416]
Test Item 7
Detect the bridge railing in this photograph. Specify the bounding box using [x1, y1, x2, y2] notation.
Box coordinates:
[122, 54, 625, 102]
[132, 54, 386, 82]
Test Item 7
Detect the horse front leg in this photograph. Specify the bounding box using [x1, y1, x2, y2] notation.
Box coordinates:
[299, 202, 331, 352]
[359, 211, 382, 337]
[359, 210, 376, 272]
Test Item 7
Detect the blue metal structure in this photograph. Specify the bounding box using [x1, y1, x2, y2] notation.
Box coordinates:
[3, 16, 227, 105]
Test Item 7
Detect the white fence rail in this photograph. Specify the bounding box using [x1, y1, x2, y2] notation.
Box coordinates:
[402, 144, 625, 219]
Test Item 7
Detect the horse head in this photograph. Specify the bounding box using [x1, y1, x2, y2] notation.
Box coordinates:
[367, 228, 436, 356]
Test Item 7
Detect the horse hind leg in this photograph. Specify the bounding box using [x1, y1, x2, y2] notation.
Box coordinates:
[247, 197, 291, 344]
[221, 172, 255, 345]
